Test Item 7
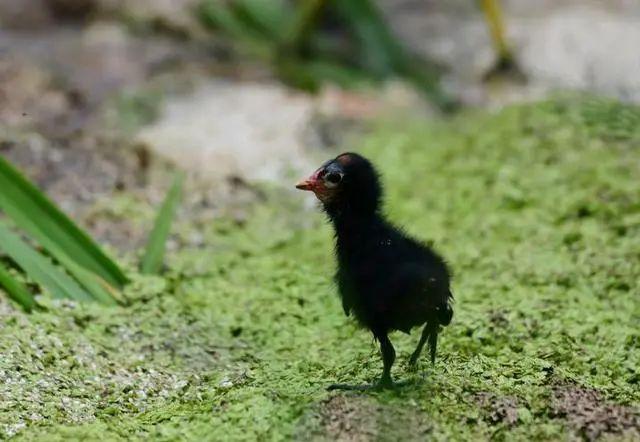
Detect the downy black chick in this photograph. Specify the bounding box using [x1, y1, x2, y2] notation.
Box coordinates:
[296, 152, 453, 390]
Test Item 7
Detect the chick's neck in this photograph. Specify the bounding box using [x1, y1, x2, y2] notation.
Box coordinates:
[325, 200, 383, 249]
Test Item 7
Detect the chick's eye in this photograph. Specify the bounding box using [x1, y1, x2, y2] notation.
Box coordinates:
[325, 172, 342, 185]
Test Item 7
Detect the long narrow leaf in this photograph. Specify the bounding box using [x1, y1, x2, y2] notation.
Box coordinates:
[13, 215, 121, 304]
[233, 0, 291, 41]
[0, 155, 128, 288]
[59, 256, 121, 305]
[285, 0, 328, 50]
[199, 0, 263, 42]
[198, 0, 277, 58]
[333, 0, 402, 76]
[141, 173, 184, 274]
[0, 261, 35, 312]
[0, 222, 92, 302]
[333, 0, 454, 110]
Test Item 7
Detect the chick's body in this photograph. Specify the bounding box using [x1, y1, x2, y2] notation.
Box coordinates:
[336, 217, 452, 335]
[296, 152, 453, 389]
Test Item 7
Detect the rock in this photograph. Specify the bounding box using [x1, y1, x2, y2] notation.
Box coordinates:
[136, 81, 317, 182]
[379, 0, 640, 104]
[519, 7, 640, 102]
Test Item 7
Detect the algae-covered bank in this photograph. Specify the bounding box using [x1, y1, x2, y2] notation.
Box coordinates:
[1, 98, 639, 441]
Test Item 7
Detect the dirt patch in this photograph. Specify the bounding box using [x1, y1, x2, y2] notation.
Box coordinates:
[474, 392, 520, 427]
[551, 383, 640, 441]
[314, 395, 378, 442]
[298, 394, 432, 442]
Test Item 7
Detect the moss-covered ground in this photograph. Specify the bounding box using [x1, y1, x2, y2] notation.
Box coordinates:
[1, 97, 639, 441]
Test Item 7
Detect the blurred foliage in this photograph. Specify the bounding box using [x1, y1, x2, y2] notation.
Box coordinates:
[197, 0, 455, 111]
[0, 221, 97, 304]
[0, 155, 183, 309]
[0, 155, 126, 308]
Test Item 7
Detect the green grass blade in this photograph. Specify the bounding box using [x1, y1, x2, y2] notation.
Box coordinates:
[234, 0, 291, 41]
[141, 173, 184, 274]
[58, 256, 120, 305]
[0, 222, 92, 302]
[12, 215, 121, 304]
[332, 0, 454, 110]
[0, 155, 128, 288]
[198, 0, 262, 41]
[0, 261, 36, 312]
[333, 0, 401, 76]
[197, 0, 277, 58]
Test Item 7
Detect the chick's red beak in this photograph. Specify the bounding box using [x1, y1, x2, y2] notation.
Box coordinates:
[295, 171, 320, 191]
[295, 180, 314, 191]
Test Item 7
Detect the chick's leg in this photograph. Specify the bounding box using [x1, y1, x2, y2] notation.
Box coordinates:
[374, 329, 395, 388]
[408, 323, 430, 367]
[326, 329, 397, 391]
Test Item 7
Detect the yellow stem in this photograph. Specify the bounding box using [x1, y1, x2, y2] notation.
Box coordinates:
[480, 0, 511, 60]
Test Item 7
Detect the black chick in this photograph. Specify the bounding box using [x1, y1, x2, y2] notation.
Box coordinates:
[296, 152, 453, 390]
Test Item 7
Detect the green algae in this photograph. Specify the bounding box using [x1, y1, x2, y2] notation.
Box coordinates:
[1, 97, 639, 441]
